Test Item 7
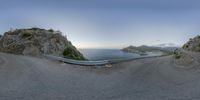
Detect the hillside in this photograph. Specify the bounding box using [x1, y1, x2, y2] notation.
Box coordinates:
[123, 45, 157, 53]
[183, 35, 200, 52]
[122, 45, 175, 55]
[172, 35, 200, 69]
[0, 28, 85, 60]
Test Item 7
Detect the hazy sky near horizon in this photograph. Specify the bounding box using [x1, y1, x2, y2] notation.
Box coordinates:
[1, 0, 200, 48]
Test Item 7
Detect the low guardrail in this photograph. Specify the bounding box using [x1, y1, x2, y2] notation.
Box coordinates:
[44, 54, 168, 66]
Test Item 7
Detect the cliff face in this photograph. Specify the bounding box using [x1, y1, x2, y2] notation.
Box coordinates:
[183, 35, 200, 52]
[0, 28, 85, 60]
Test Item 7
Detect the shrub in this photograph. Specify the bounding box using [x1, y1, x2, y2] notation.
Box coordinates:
[48, 29, 54, 32]
[63, 45, 85, 60]
[175, 54, 181, 59]
[30, 27, 40, 30]
[22, 31, 32, 38]
[186, 45, 189, 48]
[173, 50, 182, 59]
[183, 44, 189, 49]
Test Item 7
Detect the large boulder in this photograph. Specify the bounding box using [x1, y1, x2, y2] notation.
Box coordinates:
[0, 28, 85, 60]
[183, 35, 200, 52]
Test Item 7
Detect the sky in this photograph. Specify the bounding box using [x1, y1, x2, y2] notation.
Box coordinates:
[1, 0, 200, 48]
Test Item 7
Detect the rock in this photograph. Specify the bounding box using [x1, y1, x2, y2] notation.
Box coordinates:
[0, 28, 85, 60]
[105, 64, 112, 68]
[22, 44, 41, 56]
[183, 35, 200, 52]
[173, 49, 196, 68]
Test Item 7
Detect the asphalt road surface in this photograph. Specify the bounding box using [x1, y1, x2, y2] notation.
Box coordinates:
[0, 53, 200, 100]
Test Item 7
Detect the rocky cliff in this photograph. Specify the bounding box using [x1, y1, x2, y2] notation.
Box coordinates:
[0, 28, 85, 60]
[183, 35, 200, 52]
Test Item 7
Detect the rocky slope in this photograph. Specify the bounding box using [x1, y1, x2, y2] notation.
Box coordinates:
[173, 35, 200, 68]
[183, 35, 200, 52]
[0, 28, 85, 60]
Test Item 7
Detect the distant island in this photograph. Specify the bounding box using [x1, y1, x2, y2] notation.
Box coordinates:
[122, 45, 178, 56]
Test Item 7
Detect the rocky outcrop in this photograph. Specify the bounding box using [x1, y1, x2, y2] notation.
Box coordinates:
[0, 28, 85, 60]
[183, 35, 200, 52]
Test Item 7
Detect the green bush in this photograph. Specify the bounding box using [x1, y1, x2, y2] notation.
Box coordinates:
[175, 54, 181, 59]
[48, 29, 54, 32]
[63, 45, 85, 60]
[183, 44, 189, 49]
[30, 27, 40, 30]
[185, 45, 189, 48]
[22, 31, 32, 38]
[173, 50, 181, 59]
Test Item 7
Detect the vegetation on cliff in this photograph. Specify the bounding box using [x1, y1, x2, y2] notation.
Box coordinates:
[63, 42, 85, 60]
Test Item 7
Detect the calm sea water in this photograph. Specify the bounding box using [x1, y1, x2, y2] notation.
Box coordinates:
[79, 49, 141, 61]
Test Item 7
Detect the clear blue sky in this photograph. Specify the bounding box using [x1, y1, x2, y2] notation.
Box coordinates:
[1, 0, 200, 48]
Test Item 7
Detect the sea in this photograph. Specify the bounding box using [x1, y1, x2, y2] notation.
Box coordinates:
[79, 49, 141, 61]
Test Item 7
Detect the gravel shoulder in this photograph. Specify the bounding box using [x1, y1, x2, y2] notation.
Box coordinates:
[0, 53, 200, 100]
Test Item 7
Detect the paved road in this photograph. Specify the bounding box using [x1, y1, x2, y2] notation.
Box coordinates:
[44, 54, 165, 66]
[0, 53, 200, 100]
